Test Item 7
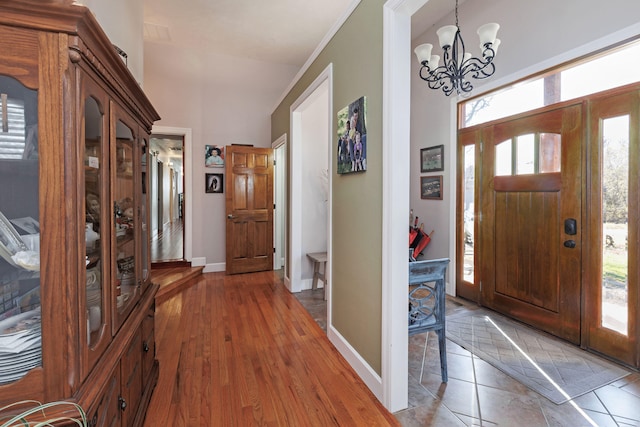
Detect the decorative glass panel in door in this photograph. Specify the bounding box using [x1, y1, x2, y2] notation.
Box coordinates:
[113, 118, 137, 331]
[0, 76, 41, 385]
[84, 95, 105, 350]
[140, 136, 149, 290]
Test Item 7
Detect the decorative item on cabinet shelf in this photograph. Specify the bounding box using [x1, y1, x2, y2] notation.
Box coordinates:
[114, 198, 134, 234]
[0, 400, 87, 427]
[0, 211, 39, 271]
[0, 307, 42, 385]
[113, 44, 128, 66]
[85, 223, 99, 251]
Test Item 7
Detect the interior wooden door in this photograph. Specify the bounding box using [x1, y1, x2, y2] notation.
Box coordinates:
[479, 104, 583, 344]
[225, 146, 274, 274]
[584, 89, 639, 367]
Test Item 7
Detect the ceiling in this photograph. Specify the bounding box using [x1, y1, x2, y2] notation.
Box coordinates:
[144, 0, 460, 168]
[142, 0, 459, 68]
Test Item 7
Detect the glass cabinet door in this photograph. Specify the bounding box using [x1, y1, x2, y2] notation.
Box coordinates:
[140, 136, 150, 292]
[0, 76, 41, 385]
[84, 93, 107, 354]
[113, 118, 137, 331]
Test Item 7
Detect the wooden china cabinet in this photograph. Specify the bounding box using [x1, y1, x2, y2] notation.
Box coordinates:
[0, 1, 160, 426]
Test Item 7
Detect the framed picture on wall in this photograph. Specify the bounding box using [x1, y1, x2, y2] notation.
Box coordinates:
[337, 96, 367, 174]
[420, 175, 443, 200]
[420, 144, 444, 173]
[206, 173, 223, 194]
[205, 145, 225, 167]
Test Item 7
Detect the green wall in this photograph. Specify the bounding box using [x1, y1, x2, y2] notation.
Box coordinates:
[271, 0, 384, 373]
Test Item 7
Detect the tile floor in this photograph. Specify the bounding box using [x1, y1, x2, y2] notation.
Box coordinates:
[294, 288, 640, 427]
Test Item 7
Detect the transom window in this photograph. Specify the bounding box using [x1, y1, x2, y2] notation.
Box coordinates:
[462, 39, 640, 128]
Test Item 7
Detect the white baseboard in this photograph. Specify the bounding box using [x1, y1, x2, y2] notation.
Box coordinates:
[204, 263, 225, 273]
[327, 324, 383, 403]
[191, 257, 206, 267]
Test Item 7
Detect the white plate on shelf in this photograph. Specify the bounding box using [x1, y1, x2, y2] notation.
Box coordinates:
[0, 307, 41, 335]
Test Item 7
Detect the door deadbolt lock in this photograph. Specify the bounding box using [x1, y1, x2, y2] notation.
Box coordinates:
[563, 240, 576, 249]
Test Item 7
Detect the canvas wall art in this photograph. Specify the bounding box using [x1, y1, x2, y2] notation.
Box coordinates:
[337, 96, 367, 174]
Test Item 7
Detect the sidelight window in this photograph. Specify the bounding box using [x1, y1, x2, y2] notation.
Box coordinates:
[601, 115, 629, 336]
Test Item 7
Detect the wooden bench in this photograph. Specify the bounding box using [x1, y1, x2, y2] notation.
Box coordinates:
[307, 252, 327, 300]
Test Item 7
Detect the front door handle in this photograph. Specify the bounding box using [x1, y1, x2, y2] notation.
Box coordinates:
[227, 214, 234, 219]
[563, 240, 576, 249]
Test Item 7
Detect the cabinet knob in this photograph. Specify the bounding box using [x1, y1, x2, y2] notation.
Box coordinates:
[143, 342, 150, 352]
[119, 396, 127, 411]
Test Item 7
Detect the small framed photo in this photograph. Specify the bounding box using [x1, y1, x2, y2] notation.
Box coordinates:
[205, 145, 225, 168]
[421, 175, 443, 200]
[420, 145, 444, 173]
[206, 173, 223, 194]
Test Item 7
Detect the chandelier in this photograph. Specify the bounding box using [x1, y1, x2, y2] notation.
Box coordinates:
[414, 0, 500, 96]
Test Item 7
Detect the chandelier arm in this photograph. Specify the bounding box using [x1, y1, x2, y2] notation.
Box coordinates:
[460, 56, 496, 80]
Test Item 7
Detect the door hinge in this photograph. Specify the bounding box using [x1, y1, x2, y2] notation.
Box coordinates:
[273, 203, 276, 210]
[273, 159, 276, 166]
[273, 247, 276, 253]
[480, 141, 483, 153]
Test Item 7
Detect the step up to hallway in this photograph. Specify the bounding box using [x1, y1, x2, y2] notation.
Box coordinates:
[152, 266, 204, 304]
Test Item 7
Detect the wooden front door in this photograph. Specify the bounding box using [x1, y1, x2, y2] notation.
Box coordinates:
[479, 104, 583, 344]
[225, 146, 274, 274]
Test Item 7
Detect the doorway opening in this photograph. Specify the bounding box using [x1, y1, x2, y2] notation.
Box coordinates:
[149, 126, 193, 267]
[289, 64, 333, 334]
[150, 135, 184, 264]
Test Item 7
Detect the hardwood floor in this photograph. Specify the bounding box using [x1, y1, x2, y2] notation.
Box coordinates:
[144, 270, 399, 426]
[151, 219, 184, 262]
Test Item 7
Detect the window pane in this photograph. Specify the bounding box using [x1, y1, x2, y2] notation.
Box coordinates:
[601, 115, 629, 335]
[461, 40, 640, 128]
[562, 43, 640, 101]
[463, 145, 474, 283]
[495, 140, 512, 176]
[539, 133, 561, 173]
[463, 80, 544, 128]
[516, 134, 535, 175]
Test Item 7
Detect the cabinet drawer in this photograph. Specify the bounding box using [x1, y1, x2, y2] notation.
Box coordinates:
[92, 369, 120, 427]
[120, 328, 142, 427]
[142, 311, 155, 382]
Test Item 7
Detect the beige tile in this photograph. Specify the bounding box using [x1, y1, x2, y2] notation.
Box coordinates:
[594, 384, 640, 421]
[395, 398, 467, 427]
[475, 383, 548, 426]
[420, 373, 481, 420]
[538, 396, 618, 427]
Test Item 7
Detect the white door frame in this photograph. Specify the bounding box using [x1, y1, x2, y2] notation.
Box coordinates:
[289, 64, 333, 296]
[272, 134, 287, 271]
[382, 0, 428, 412]
[151, 125, 193, 262]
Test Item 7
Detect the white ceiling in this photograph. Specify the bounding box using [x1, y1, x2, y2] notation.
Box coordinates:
[142, 0, 459, 68]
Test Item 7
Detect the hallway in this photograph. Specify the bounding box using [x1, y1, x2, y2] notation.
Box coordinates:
[151, 218, 183, 262]
[144, 271, 398, 426]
